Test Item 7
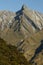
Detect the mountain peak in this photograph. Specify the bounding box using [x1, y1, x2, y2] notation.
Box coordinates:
[22, 5, 27, 10]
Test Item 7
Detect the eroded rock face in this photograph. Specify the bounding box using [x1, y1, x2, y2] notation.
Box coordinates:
[0, 11, 16, 31]
[0, 5, 43, 65]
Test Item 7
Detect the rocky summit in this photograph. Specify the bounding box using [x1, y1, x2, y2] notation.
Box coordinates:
[0, 5, 43, 65]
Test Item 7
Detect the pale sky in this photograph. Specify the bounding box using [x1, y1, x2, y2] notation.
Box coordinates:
[0, 0, 43, 13]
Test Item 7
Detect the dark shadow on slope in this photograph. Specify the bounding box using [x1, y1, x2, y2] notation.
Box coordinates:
[29, 40, 43, 62]
[14, 15, 21, 31]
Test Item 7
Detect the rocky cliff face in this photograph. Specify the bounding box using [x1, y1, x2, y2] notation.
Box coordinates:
[0, 5, 43, 33]
[0, 5, 43, 65]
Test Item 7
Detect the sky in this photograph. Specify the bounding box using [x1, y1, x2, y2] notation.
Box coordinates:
[0, 0, 43, 13]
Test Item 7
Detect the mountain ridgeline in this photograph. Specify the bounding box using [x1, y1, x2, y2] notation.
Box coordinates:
[0, 5, 43, 65]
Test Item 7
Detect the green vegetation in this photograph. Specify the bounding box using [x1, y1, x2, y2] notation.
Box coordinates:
[0, 38, 31, 65]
